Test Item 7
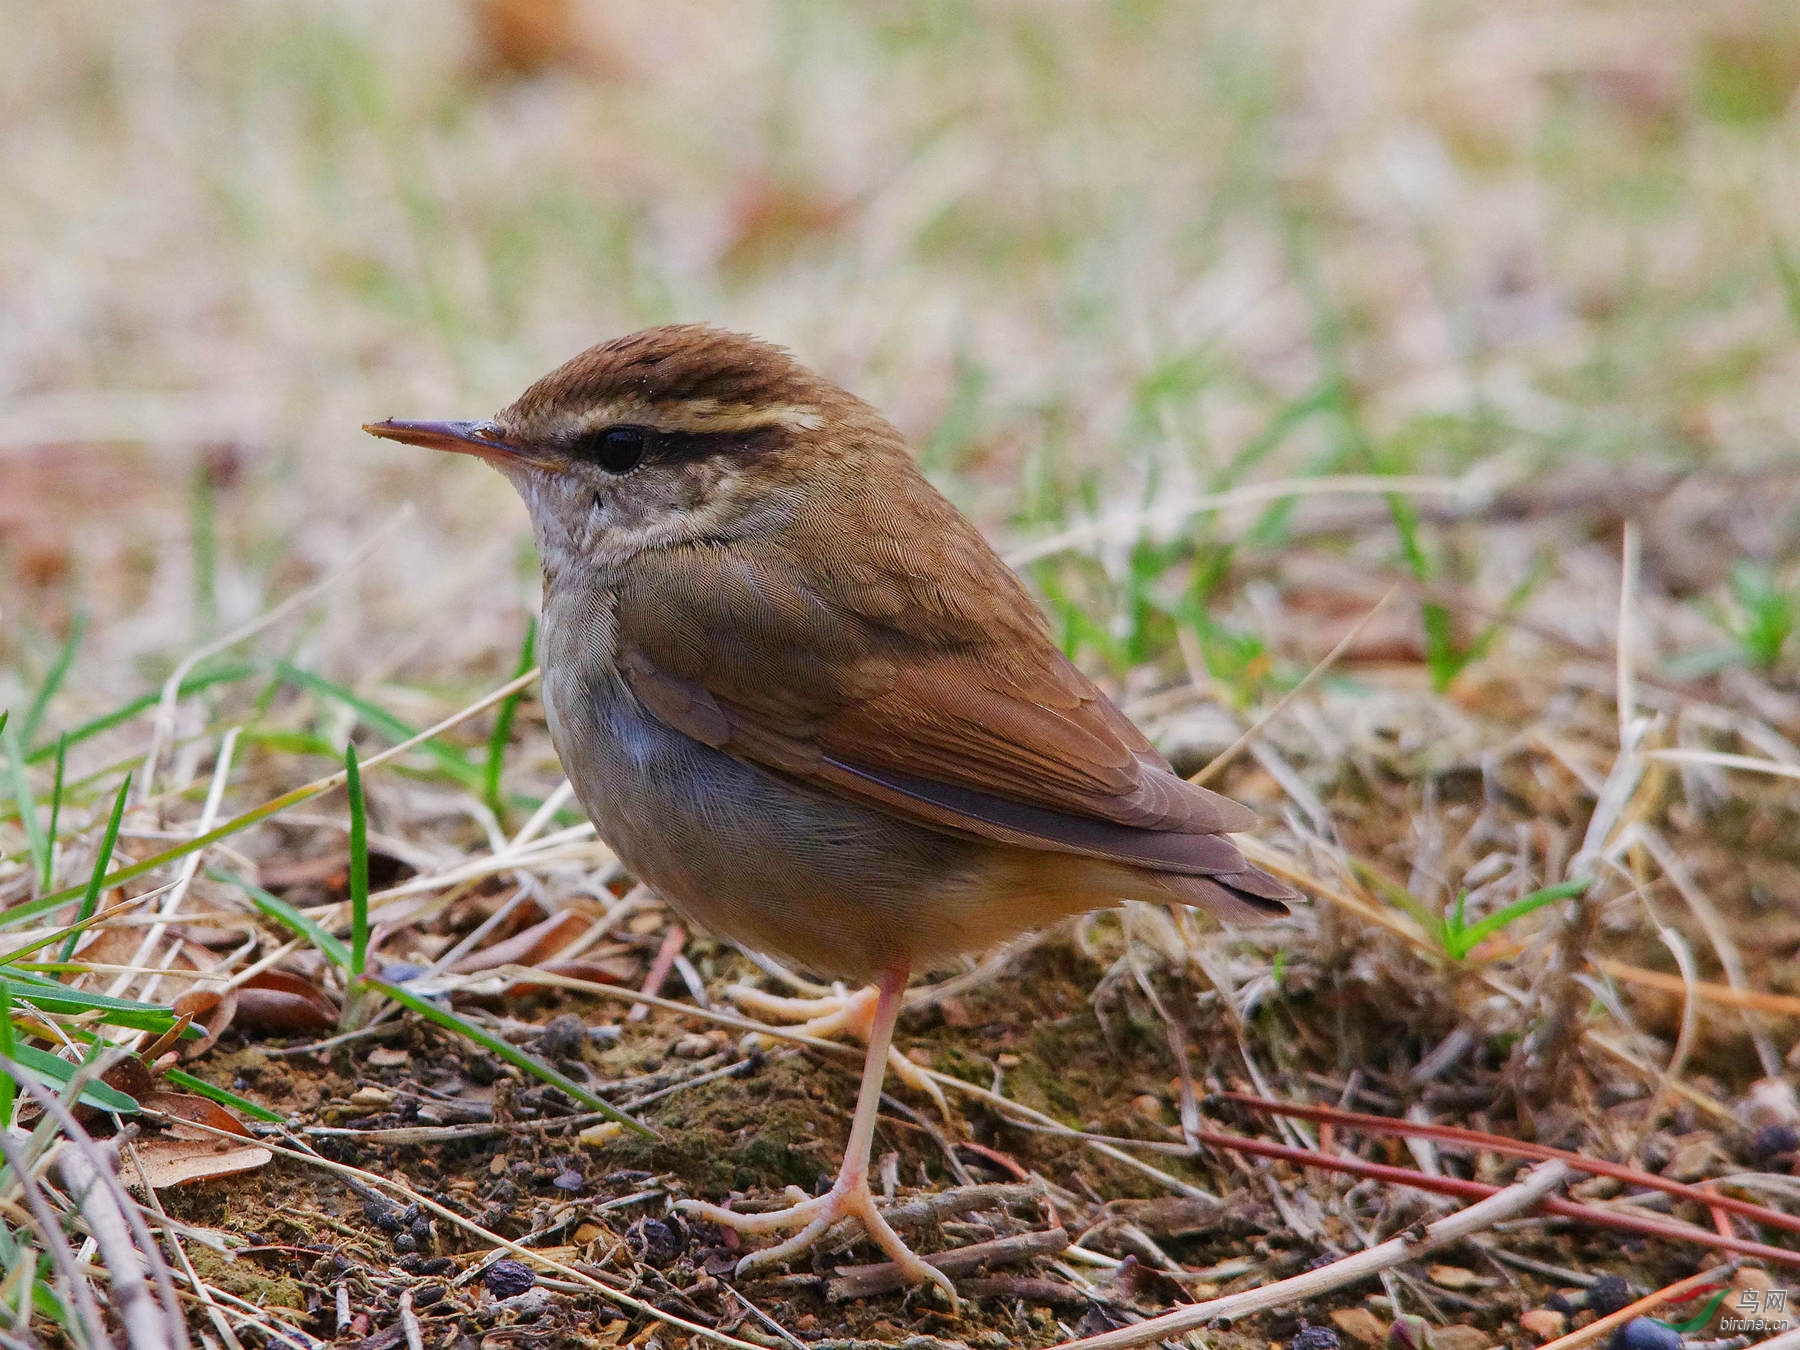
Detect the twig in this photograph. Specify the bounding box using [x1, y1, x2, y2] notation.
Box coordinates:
[398, 1288, 423, 1350]
[1213, 1091, 1800, 1239]
[1185, 1127, 1800, 1266]
[1747, 1326, 1800, 1350]
[628, 921, 686, 1021]
[817, 1182, 1043, 1252]
[1004, 474, 1482, 566]
[1041, 1161, 1571, 1349]
[1592, 959, 1800, 1018]
[825, 1228, 1070, 1300]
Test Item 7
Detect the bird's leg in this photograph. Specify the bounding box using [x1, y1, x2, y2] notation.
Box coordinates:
[724, 977, 950, 1118]
[677, 966, 958, 1305]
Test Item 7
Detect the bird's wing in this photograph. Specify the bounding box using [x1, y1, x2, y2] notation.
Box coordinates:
[610, 502, 1290, 911]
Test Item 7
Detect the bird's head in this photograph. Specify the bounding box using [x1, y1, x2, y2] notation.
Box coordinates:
[366, 325, 898, 576]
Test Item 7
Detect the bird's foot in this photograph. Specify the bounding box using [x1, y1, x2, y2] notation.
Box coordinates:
[677, 1176, 958, 1306]
[725, 983, 950, 1118]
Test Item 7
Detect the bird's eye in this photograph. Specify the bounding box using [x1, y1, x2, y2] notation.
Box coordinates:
[581, 424, 649, 474]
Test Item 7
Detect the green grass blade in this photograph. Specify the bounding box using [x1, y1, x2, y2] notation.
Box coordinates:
[21, 613, 86, 749]
[161, 1068, 283, 1123]
[1, 715, 49, 899]
[364, 978, 653, 1137]
[1445, 879, 1592, 961]
[4, 766, 338, 929]
[209, 868, 350, 971]
[345, 745, 369, 978]
[279, 662, 481, 789]
[9, 1045, 140, 1115]
[0, 974, 180, 1034]
[483, 616, 537, 821]
[59, 774, 130, 964]
[0, 984, 13, 1131]
[43, 737, 67, 894]
[24, 664, 259, 764]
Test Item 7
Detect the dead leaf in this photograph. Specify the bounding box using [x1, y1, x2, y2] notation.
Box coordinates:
[139, 1091, 255, 1139]
[122, 1138, 272, 1192]
[235, 971, 339, 1032]
[172, 985, 239, 1059]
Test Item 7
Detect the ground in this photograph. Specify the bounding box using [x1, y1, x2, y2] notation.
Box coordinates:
[2, 1, 1799, 1347]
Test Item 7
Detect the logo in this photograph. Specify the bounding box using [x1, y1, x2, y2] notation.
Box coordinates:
[1656, 1285, 1793, 1336]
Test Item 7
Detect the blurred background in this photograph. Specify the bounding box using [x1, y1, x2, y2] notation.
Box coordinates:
[4, 0, 1799, 743]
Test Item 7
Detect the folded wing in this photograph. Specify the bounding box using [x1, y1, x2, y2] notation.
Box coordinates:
[611, 493, 1292, 916]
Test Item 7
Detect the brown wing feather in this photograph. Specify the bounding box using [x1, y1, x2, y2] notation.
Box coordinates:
[611, 474, 1289, 908]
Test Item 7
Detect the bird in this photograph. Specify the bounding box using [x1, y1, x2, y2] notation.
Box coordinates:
[365, 325, 1294, 1301]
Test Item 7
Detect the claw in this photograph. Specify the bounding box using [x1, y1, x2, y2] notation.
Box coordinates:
[677, 1179, 958, 1307]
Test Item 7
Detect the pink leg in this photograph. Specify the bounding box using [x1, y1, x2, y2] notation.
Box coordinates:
[676, 967, 957, 1304]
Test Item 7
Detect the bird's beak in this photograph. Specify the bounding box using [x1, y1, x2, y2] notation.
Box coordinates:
[362, 419, 560, 472]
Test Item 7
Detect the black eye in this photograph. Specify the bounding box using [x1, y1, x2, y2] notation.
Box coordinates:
[581, 424, 649, 474]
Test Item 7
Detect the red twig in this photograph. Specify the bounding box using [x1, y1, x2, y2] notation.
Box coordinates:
[1193, 1125, 1800, 1267]
[1215, 1091, 1800, 1240]
[627, 922, 685, 1022]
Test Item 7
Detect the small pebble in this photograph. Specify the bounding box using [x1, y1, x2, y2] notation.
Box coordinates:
[1291, 1325, 1341, 1350]
[672, 1033, 714, 1058]
[1750, 1123, 1799, 1163]
[1520, 1310, 1566, 1342]
[1588, 1275, 1632, 1317]
[496, 1287, 553, 1318]
[1608, 1319, 1682, 1350]
[484, 1259, 536, 1298]
[364, 1200, 404, 1233]
[1330, 1307, 1387, 1346]
[534, 1014, 588, 1060]
[629, 1215, 688, 1268]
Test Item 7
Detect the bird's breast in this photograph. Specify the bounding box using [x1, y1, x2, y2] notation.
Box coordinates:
[535, 572, 987, 980]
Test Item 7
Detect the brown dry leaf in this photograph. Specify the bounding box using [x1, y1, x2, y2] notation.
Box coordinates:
[1330, 1308, 1389, 1347]
[235, 971, 338, 1032]
[140, 1091, 255, 1140]
[122, 1138, 272, 1192]
[172, 984, 239, 1059]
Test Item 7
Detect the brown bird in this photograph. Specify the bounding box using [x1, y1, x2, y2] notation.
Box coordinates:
[366, 326, 1293, 1300]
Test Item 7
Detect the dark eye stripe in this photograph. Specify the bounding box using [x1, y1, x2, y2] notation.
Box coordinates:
[568, 421, 786, 473]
